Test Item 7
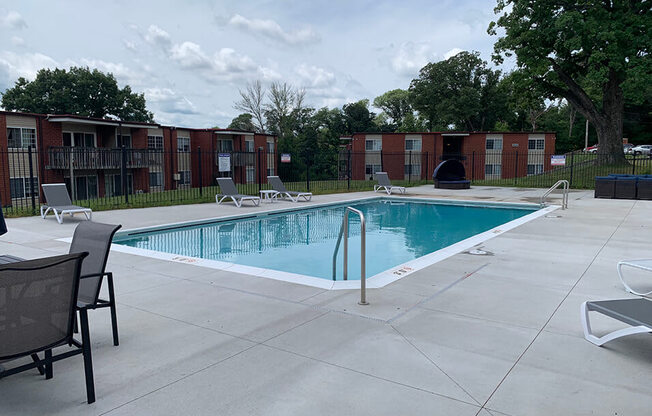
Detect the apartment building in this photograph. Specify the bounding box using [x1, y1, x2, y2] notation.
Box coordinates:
[0, 111, 277, 207]
[340, 131, 556, 181]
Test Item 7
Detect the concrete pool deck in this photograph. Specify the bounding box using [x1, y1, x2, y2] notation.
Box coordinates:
[2, 185, 652, 415]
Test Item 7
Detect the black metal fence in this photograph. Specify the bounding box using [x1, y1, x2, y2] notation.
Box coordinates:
[1, 146, 649, 216]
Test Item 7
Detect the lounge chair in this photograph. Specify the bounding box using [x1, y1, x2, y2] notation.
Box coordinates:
[617, 259, 652, 296]
[215, 178, 260, 207]
[40, 183, 92, 224]
[374, 172, 406, 195]
[581, 298, 652, 346]
[70, 221, 122, 346]
[268, 176, 312, 202]
[0, 252, 96, 404]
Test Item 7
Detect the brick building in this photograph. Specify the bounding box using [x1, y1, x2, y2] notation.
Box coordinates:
[339, 131, 556, 181]
[0, 111, 277, 207]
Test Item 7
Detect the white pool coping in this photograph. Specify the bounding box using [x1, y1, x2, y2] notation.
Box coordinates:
[62, 198, 560, 290]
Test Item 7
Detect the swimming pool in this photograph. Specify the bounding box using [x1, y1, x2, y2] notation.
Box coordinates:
[113, 197, 552, 289]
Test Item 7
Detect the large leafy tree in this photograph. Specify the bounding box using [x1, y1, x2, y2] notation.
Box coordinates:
[373, 89, 412, 125]
[1, 67, 153, 122]
[409, 51, 506, 131]
[228, 113, 257, 131]
[342, 99, 377, 133]
[489, 1, 651, 163]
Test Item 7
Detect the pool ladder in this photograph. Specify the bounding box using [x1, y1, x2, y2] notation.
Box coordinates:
[332, 207, 368, 305]
[540, 180, 569, 209]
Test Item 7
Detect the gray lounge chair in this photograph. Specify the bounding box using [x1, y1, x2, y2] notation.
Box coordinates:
[70, 221, 122, 346]
[374, 172, 406, 195]
[617, 259, 652, 296]
[41, 183, 92, 224]
[268, 176, 312, 202]
[215, 177, 260, 207]
[0, 252, 96, 404]
[581, 298, 652, 346]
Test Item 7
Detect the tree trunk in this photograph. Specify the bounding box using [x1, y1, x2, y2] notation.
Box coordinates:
[595, 70, 626, 165]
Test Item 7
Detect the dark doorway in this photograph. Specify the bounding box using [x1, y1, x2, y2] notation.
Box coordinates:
[442, 136, 463, 160]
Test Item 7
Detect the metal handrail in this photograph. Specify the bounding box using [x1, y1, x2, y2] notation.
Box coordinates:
[332, 207, 368, 305]
[540, 180, 569, 209]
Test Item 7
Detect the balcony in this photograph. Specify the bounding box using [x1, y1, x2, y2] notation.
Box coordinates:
[46, 147, 163, 170]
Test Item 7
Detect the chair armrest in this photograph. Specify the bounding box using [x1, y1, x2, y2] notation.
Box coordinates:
[80, 271, 112, 280]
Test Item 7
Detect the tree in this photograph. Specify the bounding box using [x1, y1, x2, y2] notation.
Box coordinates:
[234, 80, 266, 132]
[1, 67, 153, 122]
[501, 70, 554, 131]
[489, 1, 651, 163]
[373, 89, 411, 125]
[342, 99, 377, 133]
[409, 51, 506, 131]
[228, 113, 256, 131]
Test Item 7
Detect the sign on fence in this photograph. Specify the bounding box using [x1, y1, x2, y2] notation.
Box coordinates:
[551, 155, 566, 166]
[218, 153, 231, 172]
[281, 153, 291, 163]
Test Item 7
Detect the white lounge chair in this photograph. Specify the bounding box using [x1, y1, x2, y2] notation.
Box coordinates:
[215, 178, 260, 207]
[618, 259, 652, 296]
[581, 298, 652, 346]
[267, 176, 312, 202]
[373, 172, 406, 195]
[40, 184, 92, 224]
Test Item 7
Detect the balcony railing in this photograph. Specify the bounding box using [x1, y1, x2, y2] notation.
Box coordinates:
[46, 147, 163, 170]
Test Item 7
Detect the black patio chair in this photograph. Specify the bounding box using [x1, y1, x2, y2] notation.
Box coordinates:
[0, 253, 96, 404]
[69, 221, 122, 346]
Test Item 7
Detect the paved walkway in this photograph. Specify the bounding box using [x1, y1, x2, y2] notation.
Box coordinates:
[2, 186, 652, 415]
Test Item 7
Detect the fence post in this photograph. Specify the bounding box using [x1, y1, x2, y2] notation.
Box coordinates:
[347, 149, 352, 190]
[471, 151, 476, 180]
[28, 146, 36, 213]
[408, 151, 412, 183]
[257, 147, 262, 193]
[569, 151, 575, 188]
[121, 146, 128, 204]
[198, 147, 203, 197]
[514, 151, 519, 185]
[380, 149, 384, 172]
[306, 156, 311, 192]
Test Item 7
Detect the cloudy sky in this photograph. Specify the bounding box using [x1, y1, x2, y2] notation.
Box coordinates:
[0, 0, 508, 128]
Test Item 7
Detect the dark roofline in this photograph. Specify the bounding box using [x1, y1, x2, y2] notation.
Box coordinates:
[350, 131, 557, 135]
[46, 113, 159, 127]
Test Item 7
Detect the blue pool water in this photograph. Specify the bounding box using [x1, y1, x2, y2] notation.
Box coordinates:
[114, 199, 537, 280]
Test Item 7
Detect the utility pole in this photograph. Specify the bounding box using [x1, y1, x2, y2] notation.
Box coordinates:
[585, 119, 589, 150]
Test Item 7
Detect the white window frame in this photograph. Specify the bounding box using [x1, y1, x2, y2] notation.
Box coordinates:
[179, 170, 191, 185]
[246, 166, 255, 184]
[245, 138, 254, 152]
[405, 139, 422, 151]
[266, 138, 275, 153]
[177, 137, 191, 152]
[365, 139, 382, 151]
[486, 138, 503, 150]
[148, 135, 164, 149]
[267, 167, 275, 177]
[149, 171, 164, 187]
[218, 139, 233, 152]
[527, 164, 544, 176]
[7, 127, 37, 149]
[528, 139, 545, 150]
[365, 164, 382, 175]
[9, 177, 39, 198]
[485, 164, 502, 176]
[404, 164, 422, 175]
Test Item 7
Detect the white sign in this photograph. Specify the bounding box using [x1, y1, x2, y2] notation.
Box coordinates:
[551, 155, 566, 166]
[218, 153, 231, 172]
[281, 153, 291, 163]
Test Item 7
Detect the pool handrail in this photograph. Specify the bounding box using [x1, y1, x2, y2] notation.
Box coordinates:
[540, 180, 569, 209]
[332, 207, 368, 305]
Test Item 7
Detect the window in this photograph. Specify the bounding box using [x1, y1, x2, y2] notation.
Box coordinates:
[485, 164, 502, 176]
[267, 167, 275, 177]
[405, 139, 421, 151]
[405, 164, 421, 175]
[148, 135, 164, 149]
[177, 137, 190, 152]
[246, 166, 255, 183]
[9, 177, 38, 198]
[179, 170, 191, 185]
[7, 128, 37, 148]
[266, 139, 275, 153]
[486, 138, 503, 150]
[245, 139, 254, 152]
[527, 164, 544, 176]
[528, 139, 545, 150]
[365, 164, 382, 175]
[218, 139, 233, 152]
[149, 172, 163, 187]
[365, 139, 381, 151]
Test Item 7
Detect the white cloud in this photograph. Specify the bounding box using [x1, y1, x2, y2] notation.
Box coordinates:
[11, 36, 25, 47]
[294, 64, 336, 88]
[170, 42, 212, 69]
[145, 87, 199, 115]
[1, 11, 27, 29]
[258, 66, 282, 81]
[444, 48, 465, 60]
[228, 14, 319, 45]
[144, 24, 172, 50]
[390, 41, 437, 77]
[76, 58, 147, 86]
[123, 39, 137, 52]
[0, 51, 58, 81]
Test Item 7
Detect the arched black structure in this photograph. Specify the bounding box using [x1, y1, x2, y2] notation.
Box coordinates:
[433, 159, 471, 189]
